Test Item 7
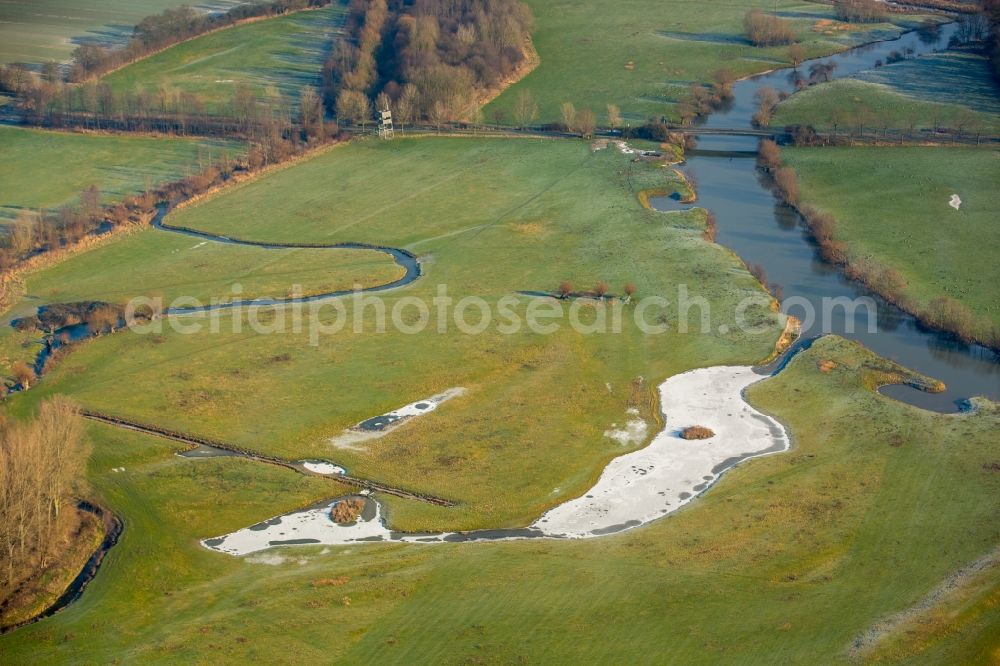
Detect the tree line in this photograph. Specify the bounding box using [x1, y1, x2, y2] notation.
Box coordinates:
[9, 76, 335, 142]
[325, 0, 533, 127]
[0, 397, 90, 605]
[758, 140, 999, 349]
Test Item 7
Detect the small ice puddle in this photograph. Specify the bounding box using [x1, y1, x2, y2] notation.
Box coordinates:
[329, 387, 466, 448]
[301, 461, 345, 475]
[206, 366, 791, 555]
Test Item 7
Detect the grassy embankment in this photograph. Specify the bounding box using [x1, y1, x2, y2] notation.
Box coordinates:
[773, 50, 1000, 133]
[0, 336, 997, 662]
[3, 136, 781, 532]
[485, 0, 929, 125]
[783, 146, 1000, 341]
[100, 4, 345, 115]
[0, 0, 242, 65]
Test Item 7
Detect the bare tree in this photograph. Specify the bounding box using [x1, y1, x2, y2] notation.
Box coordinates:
[607, 104, 622, 133]
[395, 83, 417, 133]
[9, 210, 38, 256]
[752, 86, 780, 127]
[744, 9, 795, 46]
[512, 89, 538, 128]
[576, 108, 597, 138]
[336, 89, 372, 129]
[430, 100, 448, 133]
[788, 43, 806, 67]
[0, 396, 89, 596]
[299, 86, 325, 140]
[10, 361, 35, 389]
[560, 101, 577, 133]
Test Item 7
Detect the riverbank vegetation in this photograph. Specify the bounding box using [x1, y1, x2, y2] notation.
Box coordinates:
[0, 396, 92, 629]
[1, 337, 998, 661]
[769, 143, 1000, 347]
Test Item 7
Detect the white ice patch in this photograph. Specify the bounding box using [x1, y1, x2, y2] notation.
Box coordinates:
[246, 553, 288, 565]
[949, 194, 962, 210]
[205, 500, 396, 555]
[329, 387, 466, 449]
[613, 140, 636, 155]
[603, 408, 648, 445]
[205, 367, 789, 554]
[302, 461, 345, 475]
[533, 366, 788, 537]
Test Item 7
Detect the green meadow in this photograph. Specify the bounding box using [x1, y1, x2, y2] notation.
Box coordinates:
[3, 136, 783, 531]
[0, 0, 998, 660]
[0, 0, 241, 65]
[0, 125, 243, 221]
[0, 337, 997, 663]
[784, 146, 1000, 336]
[486, 0, 928, 125]
[773, 50, 1000, 133]
[101, 4, 345, 115]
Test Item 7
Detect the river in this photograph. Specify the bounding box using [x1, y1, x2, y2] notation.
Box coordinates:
[653, 21, 1000, 412]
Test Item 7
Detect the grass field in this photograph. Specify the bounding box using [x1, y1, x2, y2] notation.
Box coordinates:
[0, 126, 243, 221]
[783, 146, 1000, 337]
[101, 4, 345, 115]
[1, 136, 785, 532]
[0, 0, 242, 65]
[0, 336, 997, 663]
[485, 0, 928, 125]
[773, 50, 1000, 132]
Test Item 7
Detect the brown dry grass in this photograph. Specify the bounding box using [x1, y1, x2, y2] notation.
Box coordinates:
[681, 425, 715, 440]
[331, 498, 365, 524]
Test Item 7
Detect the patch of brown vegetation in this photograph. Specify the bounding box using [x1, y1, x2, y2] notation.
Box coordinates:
[813, 19, 857, 35]
[331, 498, 366, 524]
[818, 359, 838, 373]
[0, 507, 103, 630]
[512, 221, 545, 236]
[312, 577, 350, 587]
[681, 426, 715, 440]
